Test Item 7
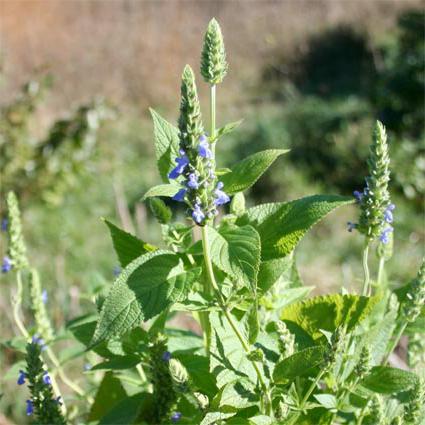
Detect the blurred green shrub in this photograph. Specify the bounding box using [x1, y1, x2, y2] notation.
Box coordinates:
[0, 75, 115, 208]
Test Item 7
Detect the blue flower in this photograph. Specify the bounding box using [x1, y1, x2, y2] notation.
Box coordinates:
[353, 190, 363, 203]
[17, 370, 26, 385]
[1, 256, 12, 273]
[113, 265, 121, 277]
[214, 182, 230, 206]
[384, 203, 395, 223]
[32, 334, 46, 350]
[198, 136, 212, 159]
[172, 188, 187, 202]
[192, 204, 205, 224]
[187, 173, 199, 189]
[171, 412, 182, 423]
[379, 226, 393, 244]
[161, 351, 172, 362]
[41, 289, 48, 304]
[42, 371, 51, 386]
[168, 155, 189, 179]
[347, 221, 357, 232]
[26, 399, 34, 416]
[1, 218, 8, 231]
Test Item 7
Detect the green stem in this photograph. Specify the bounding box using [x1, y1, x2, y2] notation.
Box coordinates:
[377, 256, 385, 287]
[210, 84, 216, 141]
[362, 240, 370, 296]
[201, 226, 272, 415]
[382, 322, 407, 365]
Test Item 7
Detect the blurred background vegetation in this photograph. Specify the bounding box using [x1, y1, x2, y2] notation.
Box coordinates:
[0, 1, 424, 422]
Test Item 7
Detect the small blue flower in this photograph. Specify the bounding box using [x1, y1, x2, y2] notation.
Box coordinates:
[1, 218, 8, 231]
[198, 136, 212, 159]
[168, 155, 189, 179]
[113, 265, 121, 277]
[26, 399, 34, 416]
[192, 205, 205, 224]
[214, 182, 230, 206]
[1, 256, 12, 273]
[32, 334, 46, 350]
[171, 412, 182, 423]
[17, 370, 26, 385]
[347, 221, 357, 232]
[162, 351, 172, 362]
[187, 173, 199, 189]
[353, 190, 363, 203]
[379, 226, 393, 244]
[41, 289, 48, 304]
[384, 209, 393, 223]
[42, 371, 51, 386]
[172, 188, 187, 202]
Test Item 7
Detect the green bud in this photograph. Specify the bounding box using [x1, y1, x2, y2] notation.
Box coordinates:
[230, 192, 245, 217]
[200, 18, 228, 84]
[402, 259, 425, 323]
[30, 269, 54, 342]
[247, 348, 264, 362]
[364, 395, 385, 425]
[358, 121, 392, 240]
[193, 392, 209, 410]
[148, 197, 172, 224]
[169, 358, 189, 393]
[276, 321, 295, 358]
[6, 191, 29, 270]
[355, 346, 371, 378]
[178, 65, 204, 152]
[408, 332, 425, 370]
[404, 378, 425, 424]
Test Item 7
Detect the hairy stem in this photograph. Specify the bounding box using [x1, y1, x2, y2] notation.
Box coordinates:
[377, 256, 385, 287]
[362, 240, 371, 296]
[382, 322, 407, 365]
[201, 226, 272, 415]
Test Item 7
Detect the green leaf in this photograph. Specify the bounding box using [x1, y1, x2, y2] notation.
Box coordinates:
[90, 355, 141, 371]
[206, 224, 261, 291]
[142, 183, 180, 200]
[99, 392, 153, 425]
[217, 378, 258, 409]
[88, 372, 127, 422]
[273, 346, 326, 383]
[361, 366, 419, 394]
[92, 251, 184, 345]
[280, 294, 379, 340]
[216, 119, 243, 139]
[210, 312, 257, 388]
[150, 108, 180, 182]
[244, 302, 259, 345]
[236, 195, 353, 260]
[103, 219, 156, 267]
[200, 412, 236, 425]
[313, 394, 338, 410]
[220, 149, 289, 195]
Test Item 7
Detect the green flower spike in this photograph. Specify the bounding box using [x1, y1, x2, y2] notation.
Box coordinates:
[201, 18, 228, 85]
[402, 259, 425, 323]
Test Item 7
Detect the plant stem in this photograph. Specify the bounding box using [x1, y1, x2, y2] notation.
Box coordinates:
[382, 322, 407, 365]
[201, 226, 272, 415]
[210, 84, 216, 142]
[362, 240, 371, 296]
[377, 256, 385, 287]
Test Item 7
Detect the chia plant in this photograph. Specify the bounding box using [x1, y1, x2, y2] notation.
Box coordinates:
[2, 17, 424, 425]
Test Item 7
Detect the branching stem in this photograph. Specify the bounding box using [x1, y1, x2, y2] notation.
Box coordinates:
[201, 226, 272, 415]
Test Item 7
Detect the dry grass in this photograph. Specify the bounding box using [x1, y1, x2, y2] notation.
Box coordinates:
[1, 0, 422, 115]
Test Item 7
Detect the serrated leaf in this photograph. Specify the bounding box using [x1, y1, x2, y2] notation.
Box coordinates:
[221, 149, 289, 195]
[142, 183, 180, 200]
[361, 366, 419, 394]
[99, 392, 153, 425]
[273, 346, 326, 383]
[218, 378, 258, 409]
[200, 412, 236, 425]
[216, 119, 243, 139]
[206, 224, 261, 291]
[88, 372, 127, 422]
[280, 294, 379, 340]
[237, 195, 353, 260]
[210, 312, 257, 388]
[103, 219, 156, 267]
[150, 108, 180, 182]
[90, 355, 141, 371]
[92, 251, 184, 345]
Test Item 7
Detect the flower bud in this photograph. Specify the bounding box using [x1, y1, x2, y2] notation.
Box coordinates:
[148, 197, 172, 224]
[247, 348, 264, 362]
[169, 358, 189, 393]
[402, 259, 425, 323]
[200, 18, 228, 84]
[276, 321, 295, 358]
[194, 392, 209, 410]
[404, 378, 425, 424]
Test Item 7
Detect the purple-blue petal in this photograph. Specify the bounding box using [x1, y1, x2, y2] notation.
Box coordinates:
[172, 189, 187, 202]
